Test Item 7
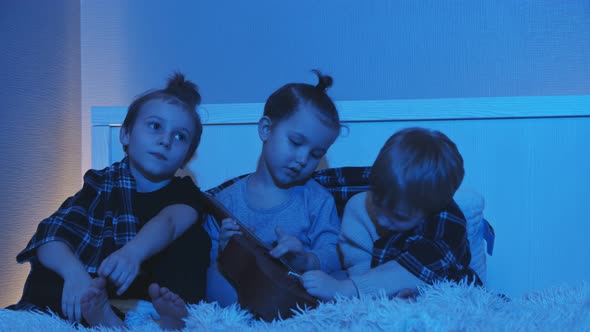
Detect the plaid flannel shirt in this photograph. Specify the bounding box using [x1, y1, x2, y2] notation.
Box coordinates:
[371, 200, 482, 285]
[17, 157, 139, 274]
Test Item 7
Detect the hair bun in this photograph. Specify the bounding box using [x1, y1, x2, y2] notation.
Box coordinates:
[165, 71, 201, 109]
[312, 69, 333, 92]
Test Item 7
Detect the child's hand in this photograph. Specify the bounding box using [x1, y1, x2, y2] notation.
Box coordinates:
[62, 268, 92, 322]
[220, 218, 241, 250]
[269, 226, 304, 258]
[98, 247, 140, 295]
[301, 270, 356, 301]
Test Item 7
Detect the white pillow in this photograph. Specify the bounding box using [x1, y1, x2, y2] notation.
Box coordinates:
[454, 188, 487, 284]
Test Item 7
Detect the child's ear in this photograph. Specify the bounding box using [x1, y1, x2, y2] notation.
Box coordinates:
[119, 126, 130, 146]
[258, 116, 272, 142]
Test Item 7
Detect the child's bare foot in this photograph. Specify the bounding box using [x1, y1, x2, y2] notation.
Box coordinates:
[149, 283, 188, 330]
[80, 277, 124, 327]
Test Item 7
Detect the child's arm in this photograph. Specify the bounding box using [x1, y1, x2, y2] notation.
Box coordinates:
[37, 241, 93, 322]
[339, 234, 372, 276]
[280, 188, 341, 273]
[301, 270, 356, 300]
[338, 192, 378, 276]
[18, 169, 110, 322]
[98, 204, 198, 295]
[301, 260, 424, 301]
[347, 260, 425, 297]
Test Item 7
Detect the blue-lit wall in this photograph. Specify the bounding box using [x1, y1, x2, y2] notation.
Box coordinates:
[80, 1, 590, 297]
[0, 1, 81, 306]
[80, 0, 590, 185]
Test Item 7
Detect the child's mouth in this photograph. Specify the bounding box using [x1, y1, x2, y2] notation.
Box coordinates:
[150, 152, 168, 161]
[286, 167, 300, 177]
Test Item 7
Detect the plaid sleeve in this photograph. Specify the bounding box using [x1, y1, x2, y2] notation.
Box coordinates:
[16, 169, 105, 268]
[373, 201, 481, 285]
[206, 174, 250, 196]
[313, 167, 371, 218]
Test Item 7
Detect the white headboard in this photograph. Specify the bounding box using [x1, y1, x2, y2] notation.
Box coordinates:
[91, 94, 589, 191]
[92, 95, 590, 297]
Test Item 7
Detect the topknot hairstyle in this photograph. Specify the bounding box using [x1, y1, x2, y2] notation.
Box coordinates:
[121, 71, 203, 165]
[263, 69, 340, 129]
[312, 69, 333, 92]
[164, 72, 201, 110]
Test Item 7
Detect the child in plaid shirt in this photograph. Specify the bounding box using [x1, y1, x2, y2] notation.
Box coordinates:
[14, 72, 210, 330]
[302, 127, 481, 300]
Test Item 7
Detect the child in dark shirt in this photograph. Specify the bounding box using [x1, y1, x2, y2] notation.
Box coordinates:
[15, 72, 210, 330]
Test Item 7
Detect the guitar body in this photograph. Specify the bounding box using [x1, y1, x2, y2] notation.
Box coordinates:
[218, 234, 318, 321]
[203, 192, 318, 321]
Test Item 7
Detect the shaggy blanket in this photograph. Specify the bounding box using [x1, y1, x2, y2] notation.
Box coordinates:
[1, 281, 588, 332]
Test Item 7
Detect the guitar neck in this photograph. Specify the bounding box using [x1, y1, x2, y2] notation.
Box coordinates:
[203, 192, 299, 272]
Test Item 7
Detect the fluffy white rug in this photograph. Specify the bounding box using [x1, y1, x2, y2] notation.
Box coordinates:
[1, 281, 588, 332]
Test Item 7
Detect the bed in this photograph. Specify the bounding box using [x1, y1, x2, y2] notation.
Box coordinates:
[1, 280, 588, 331]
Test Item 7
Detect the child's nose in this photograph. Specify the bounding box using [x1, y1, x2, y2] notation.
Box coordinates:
[295, 151, 309, 167]
[158, 134, 171, 148]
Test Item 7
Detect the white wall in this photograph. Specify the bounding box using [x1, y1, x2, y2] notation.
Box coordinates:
[0, 1, 81, 307]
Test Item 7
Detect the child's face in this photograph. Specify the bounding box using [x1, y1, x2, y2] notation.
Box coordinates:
[259, 106, 338, 187]
[366, 191, 425, 233]
[120, 99, 195, 184]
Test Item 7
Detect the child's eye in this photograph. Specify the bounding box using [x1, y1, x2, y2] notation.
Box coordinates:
[290, 138, 302, 146]
[174, 133, 187, 142]
[148, 122, 160, 130]
[311, 151, 324, 160]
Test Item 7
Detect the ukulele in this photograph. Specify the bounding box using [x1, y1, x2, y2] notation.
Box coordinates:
[202, 192, 318, 321]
